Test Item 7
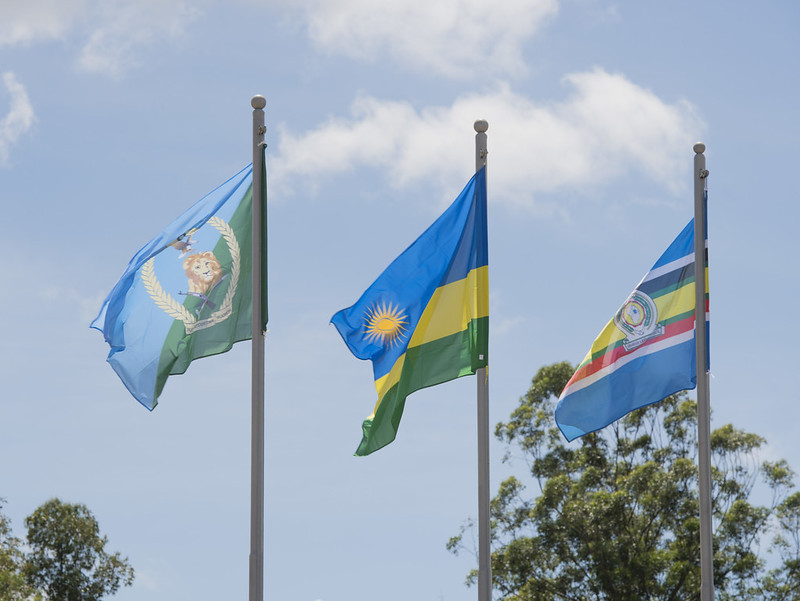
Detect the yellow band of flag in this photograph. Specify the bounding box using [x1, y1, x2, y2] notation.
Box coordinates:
[371, 265, 488, 415]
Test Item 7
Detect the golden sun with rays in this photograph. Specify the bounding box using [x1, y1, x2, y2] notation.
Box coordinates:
[364, 302, 408, 348]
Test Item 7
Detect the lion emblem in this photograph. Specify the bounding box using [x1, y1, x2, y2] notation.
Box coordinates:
[183, 251, 222, 294]
[142, 216, 239, 333]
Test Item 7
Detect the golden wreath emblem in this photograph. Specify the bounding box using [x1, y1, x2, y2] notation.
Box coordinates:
[141, 216, 240, 335]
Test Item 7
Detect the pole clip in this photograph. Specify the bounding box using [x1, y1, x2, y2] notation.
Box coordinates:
[700, 169, 709, 179]
[258, 126, 266, 135]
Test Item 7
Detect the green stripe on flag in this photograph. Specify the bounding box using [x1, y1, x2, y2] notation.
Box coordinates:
[356, 316, 488, 456]
[154, 185, 254, 402]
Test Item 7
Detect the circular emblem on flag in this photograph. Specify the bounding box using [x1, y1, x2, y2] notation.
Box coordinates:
[614, 290, 664, 351]
[619, 296, 648, 328]
[141, 216, 241, 335]
[364, 301, 408, 348]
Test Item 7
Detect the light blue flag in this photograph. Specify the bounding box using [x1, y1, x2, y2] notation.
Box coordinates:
[92, 165, 255, 409]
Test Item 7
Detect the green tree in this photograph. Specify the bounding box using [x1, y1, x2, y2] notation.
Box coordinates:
[0, 499, 40, 601]
[23, 499, 134, 601]
[759, 490, 800, 599]
[448, 361, 800, 601]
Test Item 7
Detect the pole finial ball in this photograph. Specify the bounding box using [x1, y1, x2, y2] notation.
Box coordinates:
[693, 142, 706, 154]
[474, 120, 489, 133]
[251, 95, 266, 110]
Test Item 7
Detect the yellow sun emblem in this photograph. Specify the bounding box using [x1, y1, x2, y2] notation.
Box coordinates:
[364, 302, 408, 348]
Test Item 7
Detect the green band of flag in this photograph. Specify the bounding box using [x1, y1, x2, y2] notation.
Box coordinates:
[358, 315, 488, 455]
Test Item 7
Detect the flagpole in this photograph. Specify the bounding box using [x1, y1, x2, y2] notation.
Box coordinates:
[693, 142, 713, 601]
[250, 95, 267, 601]
[474, 119, 491, 601]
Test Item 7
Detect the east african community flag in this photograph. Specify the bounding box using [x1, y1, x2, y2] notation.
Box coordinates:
[556, 211, 709, 441]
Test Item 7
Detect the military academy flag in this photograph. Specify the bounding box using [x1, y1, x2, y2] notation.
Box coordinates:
[92, 165, 257, 410]
[332, 167, 488, 456]
[555, 217, 709, 441]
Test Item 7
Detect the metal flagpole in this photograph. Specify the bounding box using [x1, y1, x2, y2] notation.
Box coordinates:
[474, 119, 491, 601]
[693, 142, 713, 601]
[250, 95, 267, 601]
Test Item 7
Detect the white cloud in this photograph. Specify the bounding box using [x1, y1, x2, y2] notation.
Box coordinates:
[4, 0, 553, 79]
[0, 72, 35, 165]
[272, 68, 704, 209]
[76, 0, 200, 77]
[287, 0, 558, 79]
[0, 0, 200, 77]
[0, 0, 87, 46]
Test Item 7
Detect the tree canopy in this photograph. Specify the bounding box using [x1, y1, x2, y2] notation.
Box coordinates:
[0, 499, 39, 601]
[18, 498, 134, 601]
[448, 361, 800, 601]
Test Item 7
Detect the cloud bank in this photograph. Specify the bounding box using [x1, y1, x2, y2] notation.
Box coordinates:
[0, 72, 35, 165]
[76, 0, 199, 77]
[272, 69, 704, 208]
[288, 0, 559, 79]
[0, 0, 198, 77]
[2, 0, 555, 79]
[0, 0, 87, 46]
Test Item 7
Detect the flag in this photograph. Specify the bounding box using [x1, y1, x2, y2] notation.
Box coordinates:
[332, 167, 488, 456]
[555, 216, 709, 441]
[91, 164, 257, 410]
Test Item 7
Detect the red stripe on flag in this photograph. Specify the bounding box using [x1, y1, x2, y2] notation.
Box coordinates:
[569, 315, 696, 385]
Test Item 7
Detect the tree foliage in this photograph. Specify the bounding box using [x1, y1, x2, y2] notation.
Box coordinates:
[23, 498, 134, 601]
[0, 499, 40, 601]
[448, 362, 800, 601]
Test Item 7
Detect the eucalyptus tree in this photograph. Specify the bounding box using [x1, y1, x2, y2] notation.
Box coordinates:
[448, 362, 800, 601]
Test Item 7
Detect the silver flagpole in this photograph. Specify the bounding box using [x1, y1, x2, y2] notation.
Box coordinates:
[474, 119, 491, 601]
[693, 142, 713, 601]
[250, 95, 267, 601]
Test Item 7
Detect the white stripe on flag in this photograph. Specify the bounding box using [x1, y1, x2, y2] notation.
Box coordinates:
[560, 329, 695, 398]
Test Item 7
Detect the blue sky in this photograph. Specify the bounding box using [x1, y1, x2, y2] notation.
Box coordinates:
[1, 1, 798, 600]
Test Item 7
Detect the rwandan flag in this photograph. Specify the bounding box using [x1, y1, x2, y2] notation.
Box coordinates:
[92, 163, 261, 410]
[556, 214, 709, 441]
[332, 167, 488, 456]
